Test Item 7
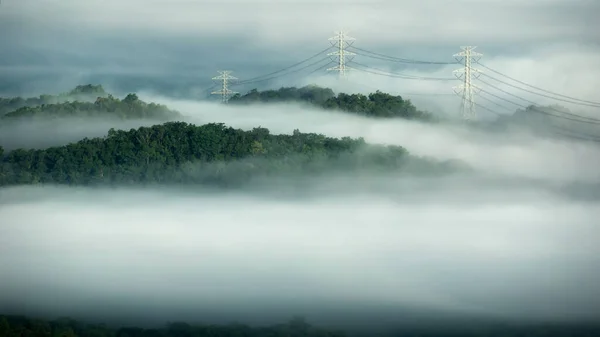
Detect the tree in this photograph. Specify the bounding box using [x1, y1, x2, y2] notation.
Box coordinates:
[0, 317, 9, 337]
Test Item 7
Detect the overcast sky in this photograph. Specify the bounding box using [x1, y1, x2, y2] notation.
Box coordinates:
[1, 0, 599, 119]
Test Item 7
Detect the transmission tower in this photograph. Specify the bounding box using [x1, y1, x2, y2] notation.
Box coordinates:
[211, 71, 238, 103]
[453, 46, 483, 121]
[327, 31, 356, 78]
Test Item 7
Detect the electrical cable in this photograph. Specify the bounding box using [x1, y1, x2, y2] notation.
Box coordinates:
[478, 78, 600, 124]
[235, 46, 334, 84]
[349, 61, 456, 81]
[231, 57, 333, 86]
[477, 62, 600, 106]
[479, 73, 600, 108]
[347, 46, 457, 65]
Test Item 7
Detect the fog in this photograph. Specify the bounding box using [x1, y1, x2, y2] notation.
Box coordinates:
[2, 99, 599, 185]
[143, 97, 600, 184]
[0, 117, 163, 151]
[2, 0, 600, 330]
[1, 175, 599, 328]
[1, 99, 600, 328]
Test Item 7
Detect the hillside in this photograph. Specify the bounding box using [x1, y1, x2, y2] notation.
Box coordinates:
[0, 315, 345, 337]
[0, 84, 108, 116]
[0, 92, 181, 121]
[1, 314, 599, 337]
[229, 86, 436, 121]
[485, 104, 600, 140]
[0, 122, 462, 187]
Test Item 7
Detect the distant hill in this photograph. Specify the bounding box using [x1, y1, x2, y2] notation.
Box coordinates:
[489, 104, 600, 141]
[0, 84, 108, 116]
[0, 122, 462, 187]
[1, 92, 181, 121]
[229, 86, 436, 122]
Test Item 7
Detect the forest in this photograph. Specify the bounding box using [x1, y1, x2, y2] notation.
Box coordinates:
[2, 314, 600, 337]
[0, 85, 109, 116]
[228, 86, 436, 121]
[0, 92, 181, 121]
[0, 121, 460, 187]
[0, 85, 463, 188]
[1, 86, 599, 336]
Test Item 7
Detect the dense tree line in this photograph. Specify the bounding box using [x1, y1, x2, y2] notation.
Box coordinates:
[0, 85, 108, 116]
[2, 315, 600, 337]
[0, 315, 346, 337]
[229, 86, 336, 106]
[0, 122, 459, 187]
[229, 86, 435, 121]
[1, 93, 180, 121]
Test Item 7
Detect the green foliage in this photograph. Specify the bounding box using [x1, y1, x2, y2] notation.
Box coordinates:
[323, 90, 434, 120]
[229, 86, 436, 121]
[0, 315, 347, 337]
[229, 86, 336, 105]
[1, 93, 180, 121]
[0, 317, 10, 337]
[0, 84, 108, 116]
[1, 314, 600, 337]
[0, 121, 453, 188]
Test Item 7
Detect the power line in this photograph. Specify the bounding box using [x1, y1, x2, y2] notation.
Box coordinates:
[231, 57, 332, 87]
[477, 93, 514, 113]
[341, 77, 453, 97]
[548, 124, 600, 142]
[472, 101, 503, 116]
[235, 46, 334, 85]
[349, 61, 456, 81]
[476, 62, 600, 106]
[480, 72, 600, 108]
[289, 61, 336, 87]
[479, 88, 525, 108]
[327, 30, 356, 78]
[453, 46, 483, 121]
[478, 78, 600, 124]
[306, 60, 335, 76]
[211, 71, 238, 103]
[347, 45, 457, 65]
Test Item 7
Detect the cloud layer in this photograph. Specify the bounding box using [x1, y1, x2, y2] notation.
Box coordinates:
[1, 1, 600, 328]
[1, 177, 599, 327]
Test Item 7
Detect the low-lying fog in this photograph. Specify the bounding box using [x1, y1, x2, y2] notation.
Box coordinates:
[3, 99, 599, 185]
[1, 172, 599, 329]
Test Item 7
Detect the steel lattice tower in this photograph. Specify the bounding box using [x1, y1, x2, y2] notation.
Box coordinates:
[453, 46, 482, 121]
[327, 31, 356, 78]
[211, 71, 238, 103]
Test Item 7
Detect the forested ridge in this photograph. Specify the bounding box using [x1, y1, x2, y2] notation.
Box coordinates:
[0, 315, 346, 337]
[228, 86, 436, 121]
[0, 84, 464, 188]
[0, 92, 181, 121]
[0, 85, 109, 116]
[0, 121, 460, 187]
[1, 315, 600, 337]
[1, 84, 433, 122]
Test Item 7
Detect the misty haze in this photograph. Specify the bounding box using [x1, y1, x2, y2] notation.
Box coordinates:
[1, 1, 600, 337]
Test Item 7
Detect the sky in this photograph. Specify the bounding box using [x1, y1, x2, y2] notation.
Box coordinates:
[1, 0, 600, 330]
[1, 0, 600, 119]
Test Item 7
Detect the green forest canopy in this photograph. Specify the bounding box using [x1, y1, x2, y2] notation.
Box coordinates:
[1, 314, 599, 337]
[1, 84, 434, 122]
[0, 92, 181, 121]
[229, 86, 436, 121]
[0, 84, 108, 116]
[0, 121, 460, 187]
